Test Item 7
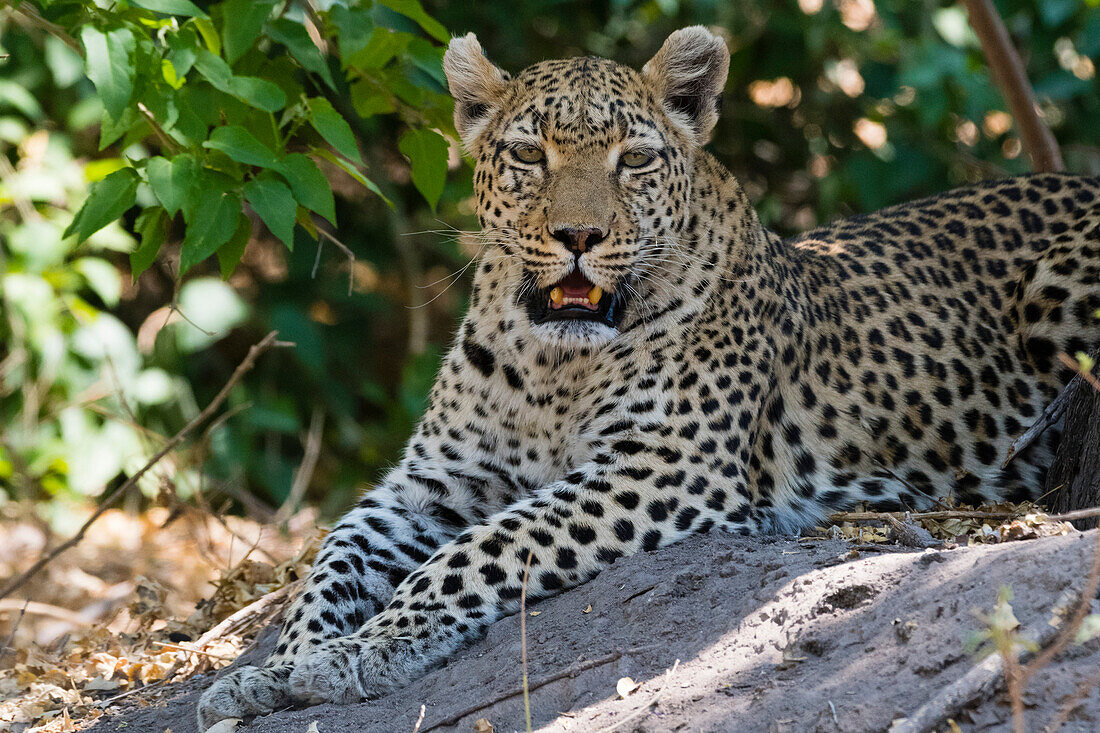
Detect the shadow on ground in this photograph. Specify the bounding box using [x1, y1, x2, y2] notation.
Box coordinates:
[90, 530, 1100, 733]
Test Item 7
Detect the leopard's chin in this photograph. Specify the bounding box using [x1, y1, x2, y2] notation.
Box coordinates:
[529, 319, 621, 349]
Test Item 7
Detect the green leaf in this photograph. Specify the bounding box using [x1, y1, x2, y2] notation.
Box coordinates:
[331, 5, 375, 59]
[307, 97, 362, 164]
[350, 80, 397, 117]
[406, 37, 447, 88]
[81, 26, 135, 121]
[221, 0, 278, 64]
[180, 189, 242, 274]
[146, 154, 198, 217]
[398, 128, 449, 211]
[131, 207, 166, 279]
[63, 168, 139, 242]
[161, 58, 185, 89]
[193, 17, 222, 55]
[244, 176, 297, 248]
[182, 167, 237, 223]
[268, 18, 335, 89]
[312, 147, 392, 209]
[349, 27, 410, 70]
[193, 50, 286, 111]
[129, 0, 208, 19]
[217, 212, 252, 279]
[377, 0, 450, 43]
[276, 153, 336, 224]
[166, 29, 198, 75]
[192, 48, 234, 86]
[203, 125, 281, 168]
[226, 76, 287, 112]
[98, 106, 145, 149]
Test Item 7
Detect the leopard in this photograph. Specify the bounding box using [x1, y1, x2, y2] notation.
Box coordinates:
[198, 26, 1100, 729]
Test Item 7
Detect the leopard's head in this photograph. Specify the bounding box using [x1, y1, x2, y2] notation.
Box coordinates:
[444, 27, 729, 347]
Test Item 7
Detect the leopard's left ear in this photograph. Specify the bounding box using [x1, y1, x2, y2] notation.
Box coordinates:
[643, 26, 729, 144]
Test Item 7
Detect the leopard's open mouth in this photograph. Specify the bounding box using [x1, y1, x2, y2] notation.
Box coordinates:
[523, 269, 627, 328]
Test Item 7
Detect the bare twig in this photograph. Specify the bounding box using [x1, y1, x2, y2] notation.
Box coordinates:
[832, 507, 1100, 525]
[962, 0, 1064, 172]
[274, 407, 325, 525]
[314, 228, 356, 296]
[831, 509, 1017, 523]
[421, 651, 626, 732]
[0, 332, 285, 601]
[0, 598, 84, 623]
[1058, 352, 1100, 392]
[3, 3, 81, 52]
[1048, 507, 1100, 524]
[152, 641, 236, 660]
[1003, 377, 1079, 468]
[137, 102, 181, 154]
[520, 551, 534, 733]
[0, 599, 29, 664]
[194, 581, 300, 648]
[411, 703, 426, 733]
[94, 660, 183, 707]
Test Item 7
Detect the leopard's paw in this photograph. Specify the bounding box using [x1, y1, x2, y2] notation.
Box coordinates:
[288, 635, 412, 705]
[196, 665, 292, 732]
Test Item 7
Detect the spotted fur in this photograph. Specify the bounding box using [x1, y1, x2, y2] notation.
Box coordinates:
[197, 27, 1100, 729]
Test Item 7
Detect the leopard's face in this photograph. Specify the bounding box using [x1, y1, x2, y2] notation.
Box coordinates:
[444, 30, 729, 348]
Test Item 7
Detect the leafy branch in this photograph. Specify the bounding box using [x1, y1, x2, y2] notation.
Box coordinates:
[25, 0, 457, 282]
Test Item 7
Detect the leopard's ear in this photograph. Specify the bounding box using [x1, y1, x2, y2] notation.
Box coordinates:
[642, 26, 729, 144]
[443, 33, 509, 148]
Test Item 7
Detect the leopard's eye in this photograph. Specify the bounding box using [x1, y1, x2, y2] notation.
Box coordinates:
[512, 145, 545, 164]
[621, 151, 655, 168]
[620, 150, 651, 168]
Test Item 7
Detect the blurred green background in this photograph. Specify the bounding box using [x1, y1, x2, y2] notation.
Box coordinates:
[2, 0, 1098, 527]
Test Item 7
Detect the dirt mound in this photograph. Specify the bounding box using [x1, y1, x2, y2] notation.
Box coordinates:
[92, 531, 1100, 733]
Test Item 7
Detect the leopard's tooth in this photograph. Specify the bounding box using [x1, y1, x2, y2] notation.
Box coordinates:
[588, 286, 603, 305]
[550, 287, 564, 305]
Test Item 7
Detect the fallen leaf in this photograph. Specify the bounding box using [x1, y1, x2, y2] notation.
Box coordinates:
[473, 718, 494, 733]
[528, 611, 541, 617]
[307, 722, 320, 732]
[205, 719, 242, 733]
[582, 604, 592, 614]
[83, 676, 121, 692]
[616, 676, 641, 698]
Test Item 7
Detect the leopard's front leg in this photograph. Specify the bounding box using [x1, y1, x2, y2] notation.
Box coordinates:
[287, 443, 754, 704]
[197, 479, 468, 729]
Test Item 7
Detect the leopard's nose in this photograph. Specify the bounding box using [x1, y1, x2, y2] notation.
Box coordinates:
[550, 226, 607, 254]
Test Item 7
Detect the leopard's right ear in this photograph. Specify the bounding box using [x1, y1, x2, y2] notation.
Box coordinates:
[443, 33, 509, 148]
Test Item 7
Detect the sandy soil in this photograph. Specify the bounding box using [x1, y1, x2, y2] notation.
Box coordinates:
[91, 530, 1100, 733]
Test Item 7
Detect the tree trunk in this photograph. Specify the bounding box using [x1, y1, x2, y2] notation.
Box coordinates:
[1044, 376, 1100, 530]
[962, 0, 1064, 173]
